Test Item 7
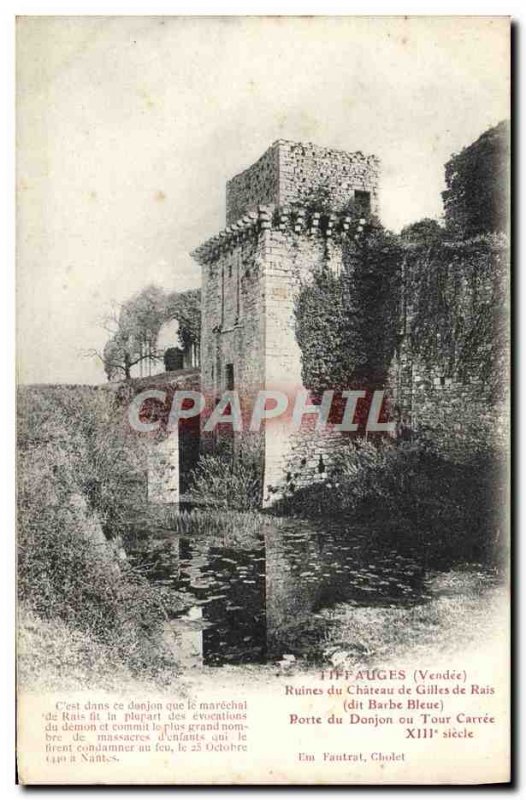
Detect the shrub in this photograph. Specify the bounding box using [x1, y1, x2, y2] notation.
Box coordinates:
[275, 437, 507, 568]
[274, 439, 402, 517]
[442, 120, 509, 238]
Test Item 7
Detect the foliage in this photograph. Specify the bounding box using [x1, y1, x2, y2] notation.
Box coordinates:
[102, 285, 201, 380]
[294, 128, 509, 404]
[18, 608, 136, 691]
[442, 120, 510, 238]
[292, 183, 334, 215]
[17, 385, 148, 537]
[294, 268, 358, 391]
[295, 223, 507, 411]
[187, 453, 262, 511]
[17, 385, 180, 683]
[290, 183, 370, 218]
[295, 220, 403, 392]
[119, 284, 167, 343]
[102, 285, 166, 380]
[342, 222, 404, 384]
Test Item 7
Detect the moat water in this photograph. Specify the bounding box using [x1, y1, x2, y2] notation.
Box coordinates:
[126, 516, 453, 668]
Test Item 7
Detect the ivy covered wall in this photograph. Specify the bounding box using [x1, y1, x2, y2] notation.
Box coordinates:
[294, 226, 509, 461]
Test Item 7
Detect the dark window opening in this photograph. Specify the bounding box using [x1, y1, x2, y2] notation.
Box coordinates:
[355, 190, 371, 215]
[225, 363, 235, 391]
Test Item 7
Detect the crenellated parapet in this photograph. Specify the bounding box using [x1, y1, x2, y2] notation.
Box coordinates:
[191, 204, 368, 265]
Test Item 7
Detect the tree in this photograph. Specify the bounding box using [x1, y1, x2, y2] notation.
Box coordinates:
[442, 120, 510, 239]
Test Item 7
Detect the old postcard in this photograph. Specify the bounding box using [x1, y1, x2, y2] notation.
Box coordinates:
[16, 15, 510, 785]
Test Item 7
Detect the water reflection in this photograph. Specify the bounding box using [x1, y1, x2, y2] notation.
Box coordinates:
[129, 518, 430, 668]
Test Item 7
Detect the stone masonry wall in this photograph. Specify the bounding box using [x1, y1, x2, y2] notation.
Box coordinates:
[277, 140, 380, 215]
[198, 139, 381, 482]
[226, 145, 280, 226]
[200, 234, 266, 397]
[226, 139, 380, 225]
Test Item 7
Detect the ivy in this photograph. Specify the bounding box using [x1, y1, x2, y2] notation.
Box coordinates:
[102, 286, 201, 380]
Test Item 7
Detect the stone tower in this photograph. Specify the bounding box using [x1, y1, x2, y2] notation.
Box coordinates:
[191, 139, 380, 500]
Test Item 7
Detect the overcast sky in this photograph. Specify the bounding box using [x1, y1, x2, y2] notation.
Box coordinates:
[16, 15, 509, 385]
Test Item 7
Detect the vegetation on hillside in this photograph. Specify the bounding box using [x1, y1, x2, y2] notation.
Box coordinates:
[17, 386, 182, 687]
